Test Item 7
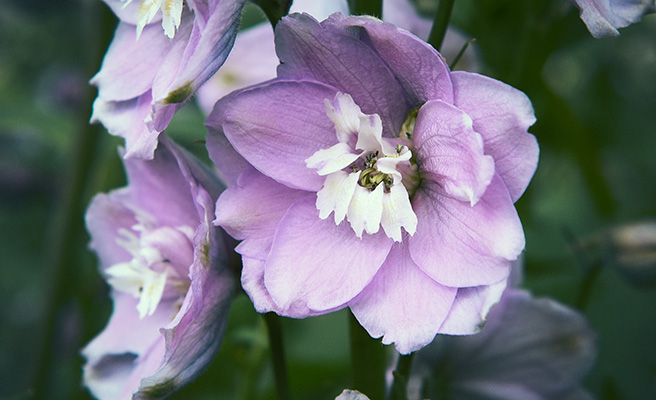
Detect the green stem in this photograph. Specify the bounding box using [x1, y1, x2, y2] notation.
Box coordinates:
[427, 0, 455, 51]
[252, 0, 293, 27]
[348, 0, 383, 18]
[31, 2, 115, 398]
[349, 311, 386, 399]
[264, 313, 291, 400]
[389, 353, 415, 400]
[449, 38, 476, 70]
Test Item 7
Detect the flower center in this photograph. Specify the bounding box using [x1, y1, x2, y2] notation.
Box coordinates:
[106, 214, 193, 319]
[123, 0, 184, 39]
[305, 93, 419, 242]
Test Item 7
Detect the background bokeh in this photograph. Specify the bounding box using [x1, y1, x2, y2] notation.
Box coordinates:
[1, 0, 655, 399]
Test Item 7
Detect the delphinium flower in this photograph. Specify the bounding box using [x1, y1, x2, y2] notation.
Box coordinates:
[196, 0, 477, 114]
[82, 136, 235, 399]
[407, 290, 597, 400]
[91, 0, 246, 159]
[206, 13, 538, 354]
[572, 0, 655, 37]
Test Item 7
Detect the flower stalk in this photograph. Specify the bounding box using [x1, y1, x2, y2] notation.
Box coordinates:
[348, 0, 383, 18]
[390, 352, 415, 400]
[349, 311, 387, 400]
[428, 0, 456, 51]
[264, 313, 292, 400]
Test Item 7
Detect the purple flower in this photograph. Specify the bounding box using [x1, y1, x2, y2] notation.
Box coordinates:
[206, 13, 538, 354]
[196, 0, 477, 115]
[91, 0, 246, 159]
[572, 0, 655, 37]
[407, 290, 597, 400]
[82, 136, 235, 399]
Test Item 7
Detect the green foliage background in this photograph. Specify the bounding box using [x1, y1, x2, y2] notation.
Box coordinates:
[1, 0, 655, 399]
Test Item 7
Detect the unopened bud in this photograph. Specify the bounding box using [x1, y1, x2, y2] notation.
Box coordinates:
[608, 221, 656, 288]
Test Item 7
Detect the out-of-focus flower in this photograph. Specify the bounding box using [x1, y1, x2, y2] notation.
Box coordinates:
[606, 221, 656, 287]
[577, 221, 656, 288]
[196, 0, 478, 114]
[92, 0, 246, 159]
[335, 389, 370, 400]
[82, 136, 235, 399]
[571, 0, 655, 38]
[407, 290, 597, 400]
[207, 13, 538, 354]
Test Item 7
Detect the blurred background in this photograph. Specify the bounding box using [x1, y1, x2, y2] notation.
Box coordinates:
[1, 0, 655, 399]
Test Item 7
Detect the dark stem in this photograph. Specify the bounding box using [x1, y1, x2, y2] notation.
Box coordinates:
[348, 0, 383, 18]
[449, 38, 476, 70]
[349, 311, 387, 399]
[389, 353, 415, 400]
[252, 0, 293, 27]
[427, 0, 455, 51]
[563, 228, 603, 310]
[264, 313, 292, 400]
[577, 263, 602, 309]
[31, 1, 115, 398]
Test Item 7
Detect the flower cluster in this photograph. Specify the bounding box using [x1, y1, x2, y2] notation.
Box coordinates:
[79, 0, 619, 398]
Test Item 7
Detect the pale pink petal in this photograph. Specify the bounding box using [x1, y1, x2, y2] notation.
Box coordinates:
[408, 174, 524, 287]
[329, 13, 454, 105]
[350, 244, 457, 354]
[275, 13, 409, 135]
[438, 279, 508, 335]
[206, 79, 340, 191]
[196, 24, 278, 114]
[214, 167, 308, 240]
[413, 100, 495, 205]
[451, 71, 538, 202]
[264, 197, 393, 315]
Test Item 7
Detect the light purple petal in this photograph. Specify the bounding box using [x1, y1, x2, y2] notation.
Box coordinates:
[196, 24, 278, 114]
[85, 191, 137, 268]
[214, 167, 307, 240]
[241, 256, 279, 314]
[383, 0, 433, 40]
[136, 212, 235, 399]
[91, 93, 160, 160]
[573, 0, 655, 37]
[445, 291, 597, 400]
[451, 71, 538, 202]
[205, 124, 252, 187]
[275, 13, 409, 136]
[152, 0, 245, 106]
[329, 13, 454, 106]
[206, 79, 340, 191]
[350, 244, 457, 354]
[408, 174, 524, 287]
[413, 100, 495, 205]
[438, 279, 508, 335]
[264, 196, 393, 315]
[91, 21, 173, 102]
[122, 138, 199, 227]
[82, 295, 172, 400]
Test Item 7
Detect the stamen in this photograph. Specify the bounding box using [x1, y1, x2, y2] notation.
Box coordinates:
[306, 92, 419, 241]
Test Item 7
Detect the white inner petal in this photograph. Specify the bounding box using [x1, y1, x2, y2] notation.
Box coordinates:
[123, 0, 184, 39]
[106, 218, 193, 318]
[306, 92, 418, 242]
